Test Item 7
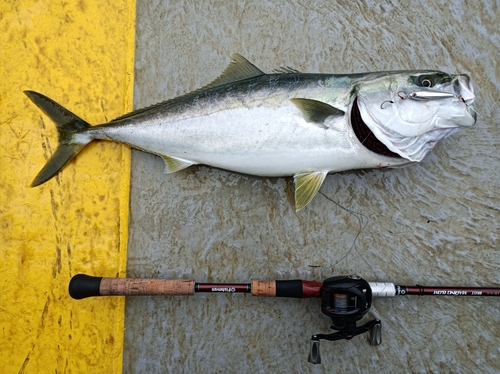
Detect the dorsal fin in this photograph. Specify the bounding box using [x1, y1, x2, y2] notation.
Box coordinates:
[109, 54, 264, 123]
[273, 66, 302, 74]
[203, 53, 265, 89]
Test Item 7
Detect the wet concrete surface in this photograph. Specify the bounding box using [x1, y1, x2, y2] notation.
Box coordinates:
[124, 1, 500, 372]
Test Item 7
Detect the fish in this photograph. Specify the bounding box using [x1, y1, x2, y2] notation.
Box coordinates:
[26, 54, 477, 210]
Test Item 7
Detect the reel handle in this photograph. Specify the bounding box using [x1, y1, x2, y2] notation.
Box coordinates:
[308, 338, 321, 364]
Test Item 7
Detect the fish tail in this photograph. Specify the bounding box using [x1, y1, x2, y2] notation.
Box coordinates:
[25, 90, 93, 187]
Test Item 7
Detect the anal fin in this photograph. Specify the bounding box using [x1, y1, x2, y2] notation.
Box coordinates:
[161, 155, 196, 174]
[294, 171, 328, 211]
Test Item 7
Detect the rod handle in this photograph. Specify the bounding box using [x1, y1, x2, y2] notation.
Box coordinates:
[69, 274, 195, 299]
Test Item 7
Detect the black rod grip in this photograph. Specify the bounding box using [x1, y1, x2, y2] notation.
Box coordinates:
[69, 274, 103, 299]
[276, 280, 303, 298]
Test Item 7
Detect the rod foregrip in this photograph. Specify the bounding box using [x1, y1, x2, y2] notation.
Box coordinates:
[251, 280, 276, 296]
[251, 280, 322, 298]
[69, 274, 195, 299]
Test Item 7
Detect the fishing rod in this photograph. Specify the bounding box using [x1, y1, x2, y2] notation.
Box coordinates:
[69, 274, 500, 364]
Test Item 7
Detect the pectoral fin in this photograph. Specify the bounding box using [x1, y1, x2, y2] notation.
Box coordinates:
[161, 155, 195, 174]
[294, 171, 328, 211]
[291, 98, 344, 127]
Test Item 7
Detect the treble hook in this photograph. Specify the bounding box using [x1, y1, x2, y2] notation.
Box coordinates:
[380, 100, 394, 109]
[381, 91, 408, 109]
[397, 91, 409, 100]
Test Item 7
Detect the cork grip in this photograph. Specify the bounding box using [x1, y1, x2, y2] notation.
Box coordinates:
[251, 280, 276, 297]
[100, 278, 195, 296]
[69, 274, 195, 299]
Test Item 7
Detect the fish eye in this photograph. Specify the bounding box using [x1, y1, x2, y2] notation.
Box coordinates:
[420, 78, 434, 87]
[410, 72, 451, 88]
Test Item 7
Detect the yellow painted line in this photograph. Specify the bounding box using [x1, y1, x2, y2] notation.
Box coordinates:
[0, 1, 135, 373]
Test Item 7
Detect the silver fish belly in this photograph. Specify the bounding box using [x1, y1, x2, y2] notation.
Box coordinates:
[25, 54, 476, 210]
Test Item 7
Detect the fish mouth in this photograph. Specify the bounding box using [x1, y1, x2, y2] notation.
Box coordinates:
[351, 97, 401, 158]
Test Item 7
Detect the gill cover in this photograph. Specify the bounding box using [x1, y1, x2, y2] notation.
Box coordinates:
[356, 72, 476, 162]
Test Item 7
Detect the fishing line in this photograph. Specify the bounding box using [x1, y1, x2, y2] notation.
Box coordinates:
[359, 129, 373, 146]
[318, 191, 377, 279]
[460, 96, 480, 115]
[319, 191, 465, 327]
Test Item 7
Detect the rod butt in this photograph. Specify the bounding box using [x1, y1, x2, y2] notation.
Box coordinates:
[69, 274, 103, 299]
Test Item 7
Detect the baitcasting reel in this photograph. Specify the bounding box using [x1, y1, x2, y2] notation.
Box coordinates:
[308, 275, 381, 364]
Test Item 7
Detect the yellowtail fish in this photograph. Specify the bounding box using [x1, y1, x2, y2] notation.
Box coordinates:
[26, 54, 476, 210]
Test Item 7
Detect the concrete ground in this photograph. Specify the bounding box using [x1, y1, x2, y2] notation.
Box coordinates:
[124, 1, 500, 373]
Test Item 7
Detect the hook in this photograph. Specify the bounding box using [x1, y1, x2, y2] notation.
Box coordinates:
[380, 100, 394, 109]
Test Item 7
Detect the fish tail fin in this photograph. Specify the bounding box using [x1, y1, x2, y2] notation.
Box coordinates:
[25, 91, 93, 187]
